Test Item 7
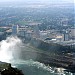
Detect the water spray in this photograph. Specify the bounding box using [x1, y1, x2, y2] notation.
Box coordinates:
[0, 36, 22, 63]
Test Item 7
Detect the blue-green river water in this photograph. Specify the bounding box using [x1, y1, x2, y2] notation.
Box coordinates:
[11, 59, 74, 75]
[11, 43, 75, 75]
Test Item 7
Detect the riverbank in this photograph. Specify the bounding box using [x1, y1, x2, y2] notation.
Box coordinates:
[19, 44, 75, 73]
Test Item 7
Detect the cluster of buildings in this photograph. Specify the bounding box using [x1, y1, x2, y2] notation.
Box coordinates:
[11, 25, 75, 43]
[0, 24, 75, 47]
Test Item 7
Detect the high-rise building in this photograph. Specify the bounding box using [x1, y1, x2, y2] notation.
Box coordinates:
[70, 28, 75, 39]
[33, 25, 40, 38]
[64, 33, 69, 41]
[12, 25, 18, 35]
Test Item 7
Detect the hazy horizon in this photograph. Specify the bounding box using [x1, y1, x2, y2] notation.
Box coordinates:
[0, 0, 74, 3]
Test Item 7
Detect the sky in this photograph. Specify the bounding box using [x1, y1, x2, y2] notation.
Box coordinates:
[0, 0, 74, 7]
[0, 0, 74, 3]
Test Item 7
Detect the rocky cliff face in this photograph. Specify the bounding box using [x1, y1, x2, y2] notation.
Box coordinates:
[0, 61, 24, 75]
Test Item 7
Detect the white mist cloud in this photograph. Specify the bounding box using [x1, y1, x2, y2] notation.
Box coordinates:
[0, 36, 22, 63]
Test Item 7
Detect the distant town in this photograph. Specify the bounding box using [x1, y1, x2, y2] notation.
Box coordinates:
[0, 3, 75, 53]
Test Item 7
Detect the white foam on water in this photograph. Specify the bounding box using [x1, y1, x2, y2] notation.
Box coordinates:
[11, 59, 66, 74]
